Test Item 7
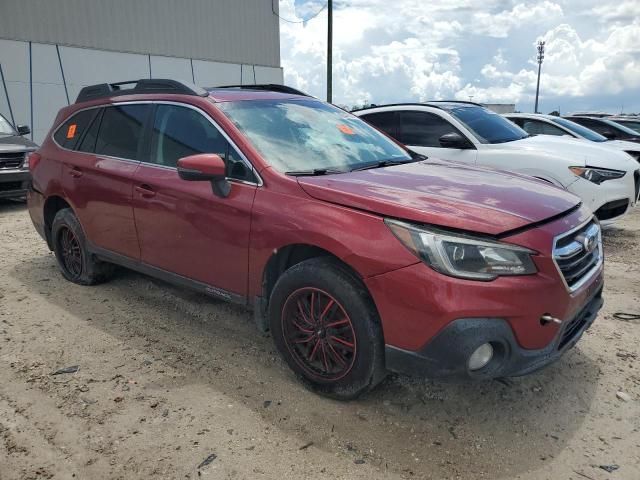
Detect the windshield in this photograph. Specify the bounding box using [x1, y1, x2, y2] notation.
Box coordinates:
[550, 117, 607, 142]
[448, 106, 528, 144]
[602, 118, 640, 136]
[0, 113, 16, 136]
[217, 99, 412, 173]
[614, 119, 640, 133]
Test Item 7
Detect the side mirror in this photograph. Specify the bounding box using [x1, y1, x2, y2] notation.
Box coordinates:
[177, 153, 230, 198]
[601, 130, 616, 140]
[439, 132, 473, 149]
[17, 125, 30, 136]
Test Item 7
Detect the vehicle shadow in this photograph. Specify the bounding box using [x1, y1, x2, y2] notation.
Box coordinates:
[10, 254, 600, 480]
[0, 197, 27, 213]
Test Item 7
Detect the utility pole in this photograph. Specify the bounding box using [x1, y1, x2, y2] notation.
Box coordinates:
[327, 0, 333, 103]
[534, 40, 545, 113]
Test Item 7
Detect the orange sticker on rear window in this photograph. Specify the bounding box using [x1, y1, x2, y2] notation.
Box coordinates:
[337, 124, 355, 135]
[66, 124, 77, 139]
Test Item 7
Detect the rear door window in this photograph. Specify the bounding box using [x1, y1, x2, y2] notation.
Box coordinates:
[522, 119, 566, 136]
[77, 109, 103, 153]
[95, 105, 150, 160]
[54, 109, 100, 150]
[399, 111, 461, 147]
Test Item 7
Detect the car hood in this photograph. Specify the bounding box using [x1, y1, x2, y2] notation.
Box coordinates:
[297, 160, 581, 236]
[495, 135, 638, 170]
[0, 135, 38, 149]
[604, 139, 640, 152]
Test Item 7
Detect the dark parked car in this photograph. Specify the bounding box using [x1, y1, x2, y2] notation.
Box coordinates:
[28, 79, 603, 399]
[608, 117, 640, 134]
[567, 116, 640, 143]
[0, 112, 37, 199]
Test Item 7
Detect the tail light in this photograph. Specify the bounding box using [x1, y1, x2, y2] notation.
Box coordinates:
[28, 152, 41, 172]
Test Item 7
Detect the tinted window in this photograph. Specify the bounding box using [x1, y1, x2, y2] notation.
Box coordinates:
[521, 119, 566, 136]
[95, 105, 149, 160]
[77, 109, 103, 152]
[569, 117, 602, 131]
[150, 104, 255, 182]
[218, 99, 411, 173]
[399, 111, 460, 147]
[449, 106, 528, 144]
[362, 111, 398, 138]
[601, 118, 640, 136]
[550, 117, 607, 142]
[508, 117, 525, 128]
[615, 119, 640, 133]
[54, 109, 99, 150]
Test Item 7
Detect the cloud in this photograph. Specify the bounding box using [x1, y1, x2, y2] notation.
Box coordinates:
[471, 1, 564, 38]
[475, 21, 640, 103]
[279, 1, 640, 111]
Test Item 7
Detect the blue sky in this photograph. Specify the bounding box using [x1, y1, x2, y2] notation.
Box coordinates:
[278, 0, 640, 113]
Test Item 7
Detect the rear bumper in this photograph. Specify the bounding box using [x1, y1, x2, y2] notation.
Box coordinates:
[27, 186, 49, 246]
[385, 286, 603, 380]
[0, 170, 30, 198]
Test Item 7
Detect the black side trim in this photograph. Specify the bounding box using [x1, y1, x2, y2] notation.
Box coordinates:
[89, 245, 247, 306]
[385, 285, 603, 380]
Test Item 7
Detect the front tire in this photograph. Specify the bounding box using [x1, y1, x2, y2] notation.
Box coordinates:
[51, 208, 113, 285]
[268, 257, 386, 400]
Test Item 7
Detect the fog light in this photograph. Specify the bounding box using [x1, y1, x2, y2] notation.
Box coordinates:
[468, 343, 494, 371]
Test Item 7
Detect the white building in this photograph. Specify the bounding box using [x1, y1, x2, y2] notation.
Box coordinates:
[483, 103, 516, 114]
[0, 0, 283, 143]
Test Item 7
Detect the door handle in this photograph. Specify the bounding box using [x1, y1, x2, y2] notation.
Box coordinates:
[68, 166, 83, 178]
[135, 184, 156, 198]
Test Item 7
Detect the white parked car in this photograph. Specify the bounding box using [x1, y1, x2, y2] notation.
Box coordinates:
[504, 113, 640, 163]
[354, 102, 640, 225]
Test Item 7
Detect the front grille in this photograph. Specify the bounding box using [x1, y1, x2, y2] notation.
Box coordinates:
[0, 181, 23, 192]
[635, 170, 640, 202]
[0, 151, 25, 169]
[553, 220, 602, 291]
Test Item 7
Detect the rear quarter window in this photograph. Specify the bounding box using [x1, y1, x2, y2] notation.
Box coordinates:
[53, 109, 99, 150]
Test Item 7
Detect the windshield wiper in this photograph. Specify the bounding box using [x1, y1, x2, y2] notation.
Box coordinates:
[350, 158, 419, 172]
[285, 167, 346, 176]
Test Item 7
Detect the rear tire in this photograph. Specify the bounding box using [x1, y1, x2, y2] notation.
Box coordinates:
[269, 257, 386, 400]
[51, 208, 114, 285]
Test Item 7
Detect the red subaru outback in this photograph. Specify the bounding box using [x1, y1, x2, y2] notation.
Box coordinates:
[28, 79, 604, 399]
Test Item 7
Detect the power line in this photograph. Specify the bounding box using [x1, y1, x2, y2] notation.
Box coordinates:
[271, 0, 328, 23]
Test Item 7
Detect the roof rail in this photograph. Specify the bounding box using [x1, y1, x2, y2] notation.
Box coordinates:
[351, 100, 484, 113]
[212, 84, 312, 97]
[427, 100, 484, 107]
[75, 79, 208, 103]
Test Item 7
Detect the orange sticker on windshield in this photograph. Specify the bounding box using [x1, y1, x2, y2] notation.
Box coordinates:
[66, 124, 77, 139]
[337, 124, 355, 135]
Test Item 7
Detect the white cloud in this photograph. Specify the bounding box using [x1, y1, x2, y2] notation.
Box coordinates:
[279, 1, 640, 110]
[472, 1, 564, 38]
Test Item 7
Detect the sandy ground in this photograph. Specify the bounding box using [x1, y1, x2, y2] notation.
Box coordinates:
[0, 199, 638, 480]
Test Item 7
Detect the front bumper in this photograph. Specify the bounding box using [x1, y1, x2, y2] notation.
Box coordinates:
[385, 285, 603, 380]
[0, 169, 30, 199]
[567, 173, 637, 225]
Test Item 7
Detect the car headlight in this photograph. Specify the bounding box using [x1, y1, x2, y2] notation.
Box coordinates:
[385, 219, 537, 281]
[569, 166, 625, 184]
[22, 152, 30, 169]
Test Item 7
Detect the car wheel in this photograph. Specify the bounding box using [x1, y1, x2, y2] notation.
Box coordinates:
[269, 257, 386, 400]
[51, 208, 114, 285]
